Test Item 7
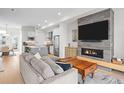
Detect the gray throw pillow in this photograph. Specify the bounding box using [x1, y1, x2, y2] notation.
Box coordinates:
[24, 54, 34, 63]
[26, 61, 44, 83]
[30, 57, 55, 79]
[41, 56, 64, 74]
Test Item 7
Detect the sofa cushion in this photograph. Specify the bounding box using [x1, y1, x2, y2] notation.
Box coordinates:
[22, 53, 34, 63]
[34, 52, 41, 60]
[40, 56, 51, 61]
[41, 56, 64, 74]
[30, 57, 55, 79]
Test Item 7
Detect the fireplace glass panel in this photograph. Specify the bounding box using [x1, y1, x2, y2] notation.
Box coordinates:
[81, 48, 103, 58]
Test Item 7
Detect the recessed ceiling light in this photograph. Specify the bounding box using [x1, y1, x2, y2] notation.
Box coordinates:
[48, 23, 54, 26]
[44, 20, 47, 23]
[57, 12, 61, 16]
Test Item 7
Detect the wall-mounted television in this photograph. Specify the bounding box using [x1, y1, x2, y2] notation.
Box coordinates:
[78, 20, 108, 41]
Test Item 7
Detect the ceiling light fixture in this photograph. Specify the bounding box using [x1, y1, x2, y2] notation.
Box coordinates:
[48, 23, 54, 26]
[57, 8, 61, 16]
[57, 12, 61, 16]
[44, 20, 47, 23]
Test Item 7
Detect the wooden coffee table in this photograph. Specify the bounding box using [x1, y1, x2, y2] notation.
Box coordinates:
[59, 57, 97, 83]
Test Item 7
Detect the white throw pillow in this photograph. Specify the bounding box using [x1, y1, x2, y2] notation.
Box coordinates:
[34, 52, 41, 60]
[41, 56, 64, 74]
[30, 57, 55, 79]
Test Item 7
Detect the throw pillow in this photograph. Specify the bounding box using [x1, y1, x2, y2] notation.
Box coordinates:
[56, 62, 71, 71]
[34, 52, 41, 60]
[30, 57, 55, 79]
[41, 56, 64, 74]
[26, 61, 44, 83]
[41, 57, 64, 74]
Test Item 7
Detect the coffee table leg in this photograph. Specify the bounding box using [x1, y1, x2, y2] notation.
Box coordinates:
[82, 76, 86, 84]
[82, 80, 85, 83]
[91, 73, 94, 78]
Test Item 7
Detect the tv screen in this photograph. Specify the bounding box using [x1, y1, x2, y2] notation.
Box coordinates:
[78, 20, 108, 40]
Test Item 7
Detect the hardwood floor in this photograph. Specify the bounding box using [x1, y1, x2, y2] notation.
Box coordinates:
[0, 54, 24, 84]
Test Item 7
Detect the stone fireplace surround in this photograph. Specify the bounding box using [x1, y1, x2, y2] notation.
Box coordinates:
[78, 9, 114, 62]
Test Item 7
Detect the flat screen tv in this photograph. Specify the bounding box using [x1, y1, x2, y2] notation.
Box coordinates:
[78, 20, 108, 41]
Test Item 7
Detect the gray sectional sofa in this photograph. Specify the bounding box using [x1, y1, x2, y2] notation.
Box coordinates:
[20, 47, 78, 84]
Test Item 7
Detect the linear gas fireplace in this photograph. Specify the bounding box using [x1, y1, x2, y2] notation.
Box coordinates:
[81, 48, 103, 58]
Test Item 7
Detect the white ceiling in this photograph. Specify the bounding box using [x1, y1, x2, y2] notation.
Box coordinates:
[0, 8, 95, 28]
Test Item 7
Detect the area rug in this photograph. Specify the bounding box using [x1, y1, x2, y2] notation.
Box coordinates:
[78, 70, 124, 84]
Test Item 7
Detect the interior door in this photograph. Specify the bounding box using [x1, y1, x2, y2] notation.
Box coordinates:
[54, 35, 60, 56]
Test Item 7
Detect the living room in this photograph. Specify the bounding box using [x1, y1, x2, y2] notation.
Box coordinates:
[1, 8, 124, 84]
[1, 0, 124, 93]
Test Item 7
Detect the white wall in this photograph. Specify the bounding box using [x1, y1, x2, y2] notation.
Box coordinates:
[35, 30, 46, 46]
[66, 20, 78, 47]
[113, 9, 124, 59]
[58, 23, 68, 57]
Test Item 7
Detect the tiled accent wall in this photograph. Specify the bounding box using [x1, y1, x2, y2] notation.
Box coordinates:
[78, 9, 114, 62]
